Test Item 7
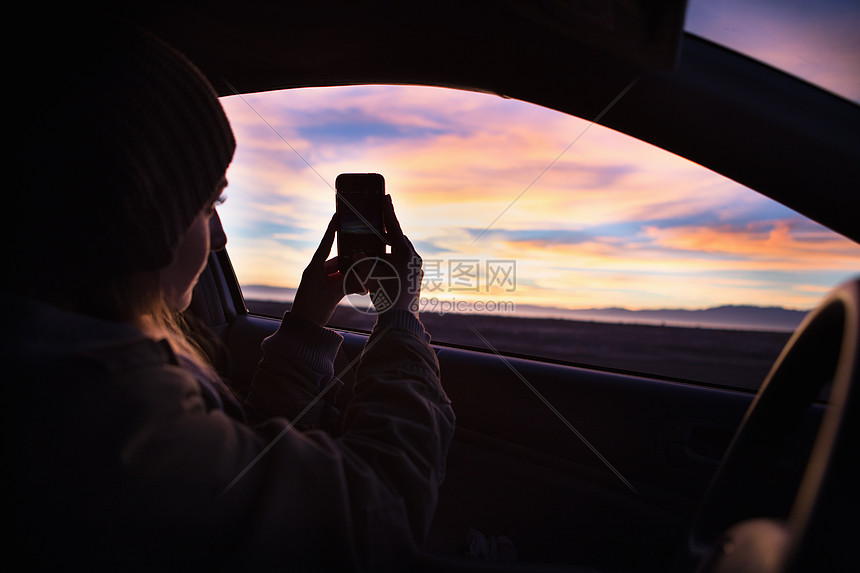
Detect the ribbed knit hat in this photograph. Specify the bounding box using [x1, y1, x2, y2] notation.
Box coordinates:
[12, 19, 236, 293]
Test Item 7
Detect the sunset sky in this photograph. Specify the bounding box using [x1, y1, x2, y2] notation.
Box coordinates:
[216, 1, 860, 314]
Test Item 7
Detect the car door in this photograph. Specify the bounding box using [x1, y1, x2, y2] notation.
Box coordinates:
[169, 64, 860, 568]
[191, 246, 837, 572]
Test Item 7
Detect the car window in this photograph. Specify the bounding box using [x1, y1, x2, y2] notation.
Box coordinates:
[685, 0, 860, 103]
[218, 85, 860, 390]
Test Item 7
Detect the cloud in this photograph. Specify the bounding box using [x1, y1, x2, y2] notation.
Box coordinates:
[643, 219, 860, 271]
[466, 228, 597, 246]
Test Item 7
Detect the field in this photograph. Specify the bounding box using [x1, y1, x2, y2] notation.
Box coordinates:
[246, 300, 793, 390]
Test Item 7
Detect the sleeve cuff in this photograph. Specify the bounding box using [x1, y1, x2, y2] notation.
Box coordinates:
[261, 311, 344, 374]
[373, 309, 430, 342]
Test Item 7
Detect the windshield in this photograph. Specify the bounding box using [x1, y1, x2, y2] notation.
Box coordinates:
[685, 0, 860, 103]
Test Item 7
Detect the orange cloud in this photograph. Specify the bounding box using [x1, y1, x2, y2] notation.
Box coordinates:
[644, 221, 860, 271]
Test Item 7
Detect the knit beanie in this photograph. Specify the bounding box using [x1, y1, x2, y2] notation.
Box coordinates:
[11, 19, 236, 295]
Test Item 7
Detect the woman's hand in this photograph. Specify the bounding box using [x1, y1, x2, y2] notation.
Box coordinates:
[367, 195, 423, 316]
[290, 215, 359, 326]
[293, 197, 423, 324]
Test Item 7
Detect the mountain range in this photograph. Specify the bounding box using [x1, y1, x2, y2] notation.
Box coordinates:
[240, 284, 808, 332]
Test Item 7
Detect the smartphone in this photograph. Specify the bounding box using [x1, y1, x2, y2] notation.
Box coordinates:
[336, 173, 387, 273]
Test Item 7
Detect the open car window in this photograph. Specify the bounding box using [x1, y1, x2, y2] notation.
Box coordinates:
[218, 85, 860, 391]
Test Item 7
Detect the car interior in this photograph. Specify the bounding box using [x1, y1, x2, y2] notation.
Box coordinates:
[108, 1, 860, 571]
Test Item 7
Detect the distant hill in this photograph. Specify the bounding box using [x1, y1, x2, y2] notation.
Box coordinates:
[513, 304, 808, 332]
[241, 284, 297, 301]
[240, 284, 808, 332]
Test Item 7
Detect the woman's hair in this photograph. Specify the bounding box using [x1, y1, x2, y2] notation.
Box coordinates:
[141, 300, 222, 384]
[75, 269, 221, 383]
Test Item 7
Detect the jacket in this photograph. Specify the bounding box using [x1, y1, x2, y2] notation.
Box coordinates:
[6, 295, 455, 571]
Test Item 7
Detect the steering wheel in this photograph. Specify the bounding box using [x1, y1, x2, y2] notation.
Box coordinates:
[689, 278, 859, 573]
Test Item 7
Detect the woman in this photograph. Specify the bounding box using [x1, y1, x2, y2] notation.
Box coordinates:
[9, 19, 454, 571]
